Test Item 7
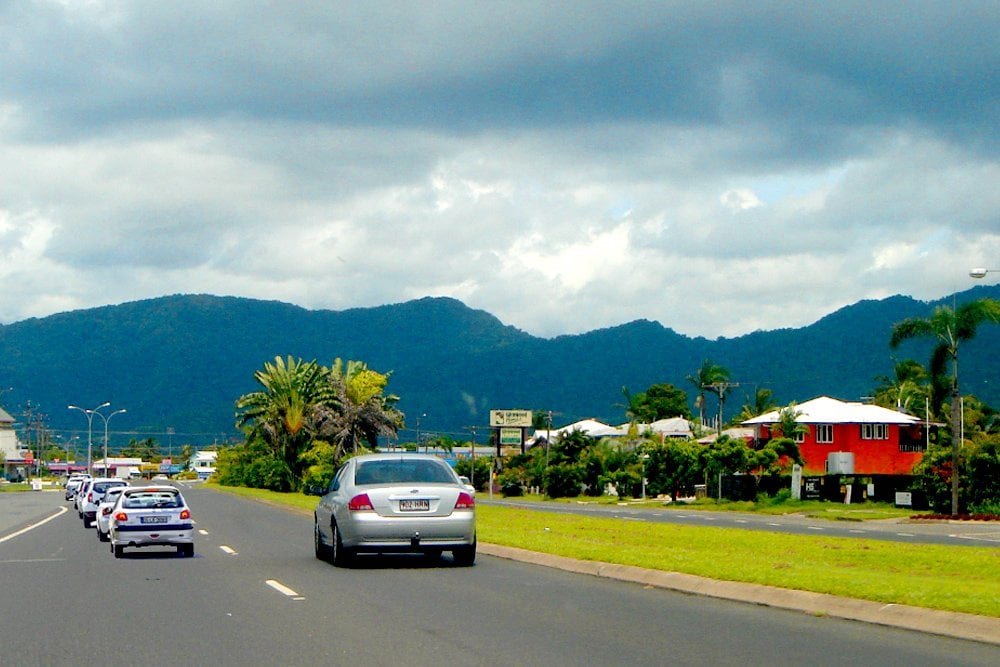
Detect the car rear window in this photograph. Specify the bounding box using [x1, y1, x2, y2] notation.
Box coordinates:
[355, 459, 456, 485]
[123, 492, 182, 509]
[94, 482, 126, 493]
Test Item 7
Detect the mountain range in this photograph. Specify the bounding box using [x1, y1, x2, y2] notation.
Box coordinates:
[1, 286, 998, 448]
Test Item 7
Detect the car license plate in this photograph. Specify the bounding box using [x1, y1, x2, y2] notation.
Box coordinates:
[399, 499, 429, 511]
[141, 516, 169, 524]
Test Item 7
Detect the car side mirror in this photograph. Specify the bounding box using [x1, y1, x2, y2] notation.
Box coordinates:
[305, 485, 326, 497]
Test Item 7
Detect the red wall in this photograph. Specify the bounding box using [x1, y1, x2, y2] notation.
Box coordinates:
[759, 423, 924, 475]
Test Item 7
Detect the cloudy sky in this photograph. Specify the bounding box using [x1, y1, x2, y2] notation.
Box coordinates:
[1, 1, 998, 339]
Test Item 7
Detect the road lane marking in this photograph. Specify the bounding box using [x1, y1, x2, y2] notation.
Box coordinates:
[266, 579, 305, 600]
[220, 545, 237, 555]
[807, 526, 823, 530]
[199, 529, 209, 535]
[0, 506, 68, 544]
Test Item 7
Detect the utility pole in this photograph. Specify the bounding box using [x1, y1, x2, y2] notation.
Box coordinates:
[707, 382, 740, 435]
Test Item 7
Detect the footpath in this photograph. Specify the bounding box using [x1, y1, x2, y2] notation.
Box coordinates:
[479, 542, 1000, 646]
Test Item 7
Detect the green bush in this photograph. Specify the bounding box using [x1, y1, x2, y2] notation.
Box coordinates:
[543, 463, 585, 499]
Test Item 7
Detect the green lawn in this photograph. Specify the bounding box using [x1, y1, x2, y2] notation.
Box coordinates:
[207, 484, 1000, 617]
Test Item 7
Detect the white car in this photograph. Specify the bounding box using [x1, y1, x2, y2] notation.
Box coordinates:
[109, 486, 195, 558]
[94, 485, 129, 542]
[79, 477, 129, 528]
[64, 474, 91, 501]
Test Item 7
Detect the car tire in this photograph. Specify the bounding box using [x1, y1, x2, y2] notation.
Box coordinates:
[113, 544, 124, 559]
[178, 544, 194, 558]
[98, 529, 109, 542]
[330, 522, 353, 567]
[452, 540, 476, 567]
[314, 520, 330, 561]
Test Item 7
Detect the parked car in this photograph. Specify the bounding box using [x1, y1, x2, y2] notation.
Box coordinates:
[95, 485, 129, 542]
[79, 477, 129, 528]
[64, 474, 91, 501]
[310, 453, 476, 566]
[108, 486, 194, 558]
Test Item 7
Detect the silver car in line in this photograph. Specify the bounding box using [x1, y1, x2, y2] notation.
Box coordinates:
[310, 453, 476, 567]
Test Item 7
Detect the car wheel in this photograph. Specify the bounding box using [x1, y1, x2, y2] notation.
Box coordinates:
[113, 544, 124, 559]
[452, 540, 476, 567]
[314, 520, 330, 561]
[97, 528, 109, 542]
[330, 522, 353, 567]
[178, 544, 194, 558]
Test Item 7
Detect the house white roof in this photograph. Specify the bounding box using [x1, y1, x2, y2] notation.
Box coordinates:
[538, 419, 616, 440]
[742, 396, 921, 426]
[537, 416, 693, 440]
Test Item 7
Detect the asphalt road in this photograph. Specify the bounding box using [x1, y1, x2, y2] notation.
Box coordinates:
[482, 497, 1000, 546]
[2, 487, 999, 667]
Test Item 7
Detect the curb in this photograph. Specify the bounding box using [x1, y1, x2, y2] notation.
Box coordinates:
[479, 543, 1000, 646]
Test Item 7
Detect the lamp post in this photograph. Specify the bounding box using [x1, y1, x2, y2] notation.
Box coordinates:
[96, 408, 126, 477]
[68, 402, 110, 476]
[969, 268, 998, 279]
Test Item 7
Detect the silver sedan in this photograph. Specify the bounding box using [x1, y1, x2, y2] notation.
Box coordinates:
[311, 453, 476, 566]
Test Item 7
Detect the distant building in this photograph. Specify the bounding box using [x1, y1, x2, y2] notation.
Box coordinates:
[742, 395, 930, 475]
[189, 450, 218, 479]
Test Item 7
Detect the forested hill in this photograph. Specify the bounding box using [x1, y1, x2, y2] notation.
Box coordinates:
[1, 286, 998, 445]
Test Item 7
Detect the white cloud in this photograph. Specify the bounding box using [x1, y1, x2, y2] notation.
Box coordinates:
[0, 3, 998, 338]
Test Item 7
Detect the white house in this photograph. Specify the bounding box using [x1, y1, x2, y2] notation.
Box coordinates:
[189, 450, 218, 479]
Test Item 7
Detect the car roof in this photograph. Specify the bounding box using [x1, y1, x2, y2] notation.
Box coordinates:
[123, 486, 180, 495]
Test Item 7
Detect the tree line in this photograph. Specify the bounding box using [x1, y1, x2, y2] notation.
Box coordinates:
[217, 299, 1000, 514]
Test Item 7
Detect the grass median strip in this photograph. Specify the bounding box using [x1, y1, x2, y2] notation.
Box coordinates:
[207, 484, 1000, 618]
[478, 505, 1000, 617]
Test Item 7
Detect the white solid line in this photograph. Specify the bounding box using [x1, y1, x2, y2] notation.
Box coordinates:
[219, 545, 237, 555]
[266, 579, 300, 598]
[0, 506, 68, 544]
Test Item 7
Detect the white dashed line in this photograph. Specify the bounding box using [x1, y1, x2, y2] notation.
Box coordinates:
[266, 579, 305, 600]
[219, 545, 238, 555]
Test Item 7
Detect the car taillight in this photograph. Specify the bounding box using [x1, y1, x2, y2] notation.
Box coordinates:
[87, 492, 94, 503]
[455, 492, 475, 509]
[101, 507, 112, 516]
[179, 509, 190, 520]
[348, 493, 374, 511]
[113, 511, 128, 521]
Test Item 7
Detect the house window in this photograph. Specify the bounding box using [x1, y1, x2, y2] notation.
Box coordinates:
[816, 424, 833, 443]
[861, 423, 888, 440]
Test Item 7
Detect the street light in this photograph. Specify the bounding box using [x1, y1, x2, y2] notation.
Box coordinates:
[68, 402, 110, 475]
[969, 267, 998, 279]
[95, 408, 126, 476]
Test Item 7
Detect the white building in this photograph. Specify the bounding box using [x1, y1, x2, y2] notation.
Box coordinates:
[189, 450, 218, 479]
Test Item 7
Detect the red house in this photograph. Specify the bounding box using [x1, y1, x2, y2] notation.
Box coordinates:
[742, 396, 929, 475]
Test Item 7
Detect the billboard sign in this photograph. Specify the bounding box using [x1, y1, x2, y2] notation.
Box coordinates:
[490, 409, 533, 427]
[499, 427, 524, 446]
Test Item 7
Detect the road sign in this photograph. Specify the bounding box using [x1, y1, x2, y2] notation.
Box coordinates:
[490, 409, 532, 427]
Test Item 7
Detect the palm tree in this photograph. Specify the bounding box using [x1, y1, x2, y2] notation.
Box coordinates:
[737, 387, 779, 422]
[311, 359, 403, 457]
[890, 298, 1000, 514]
[687, 360, 730, 428]
[235, 356, 333, 481]
[872, 359, 929, 415]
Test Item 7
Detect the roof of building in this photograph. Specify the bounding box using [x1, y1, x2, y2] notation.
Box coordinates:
[741, 395, 921, 426]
